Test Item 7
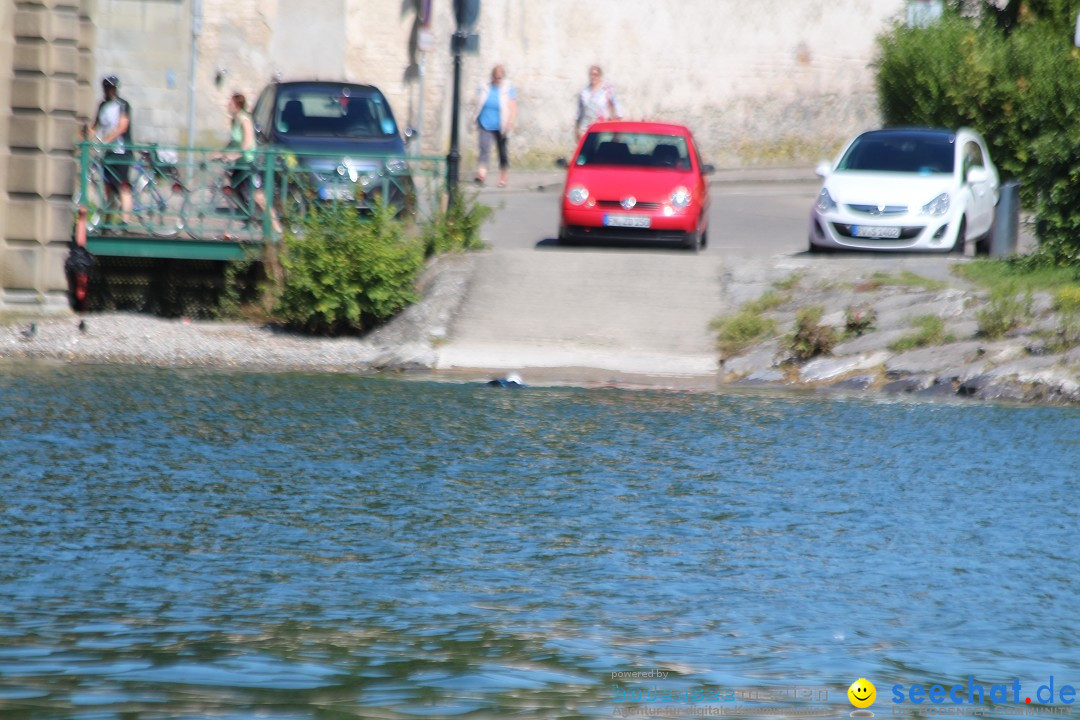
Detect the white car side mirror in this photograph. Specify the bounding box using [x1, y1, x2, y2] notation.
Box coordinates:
[966, 166, 989, 184]
[814, 161, 831, 178]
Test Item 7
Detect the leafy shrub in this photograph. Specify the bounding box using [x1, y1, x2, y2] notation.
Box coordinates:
[712, 310, 778, 357]
[422, 189, 492, 257]
[976, 287, 1034, 338]
[844, 305, 877, 336]
[875, 9, 1080, 263]
[788, 306, 837, 361]
[275, 202, 423, 335]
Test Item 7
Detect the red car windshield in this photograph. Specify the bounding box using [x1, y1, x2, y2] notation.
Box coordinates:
[576, 132, 691, 169]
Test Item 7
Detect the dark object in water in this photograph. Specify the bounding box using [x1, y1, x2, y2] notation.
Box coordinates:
[486, 373, 524, 388]
[19, 323, 36, 340]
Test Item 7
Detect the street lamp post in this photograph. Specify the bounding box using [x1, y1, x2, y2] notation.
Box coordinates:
[446, 0, 479, 209]
[446, 28, 465, 207]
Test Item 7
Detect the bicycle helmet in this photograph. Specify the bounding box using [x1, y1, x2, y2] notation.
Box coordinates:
[102, 75, 119, 89]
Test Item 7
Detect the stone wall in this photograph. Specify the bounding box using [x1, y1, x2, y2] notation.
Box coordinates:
[89, 0, 190, 143]
[1, 0, 88, 314]
[87, 0, 907, 160]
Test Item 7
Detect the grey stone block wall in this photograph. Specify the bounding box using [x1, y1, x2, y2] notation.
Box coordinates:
[1, 0, 90, 313]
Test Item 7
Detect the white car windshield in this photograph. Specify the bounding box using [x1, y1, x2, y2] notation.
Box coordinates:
[837, 132, 955, 174]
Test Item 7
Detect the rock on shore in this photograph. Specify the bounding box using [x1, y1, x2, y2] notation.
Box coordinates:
[718, 256, 1080, 405]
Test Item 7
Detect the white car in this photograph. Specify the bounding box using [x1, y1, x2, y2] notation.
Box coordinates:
[809, 127, 999, 253]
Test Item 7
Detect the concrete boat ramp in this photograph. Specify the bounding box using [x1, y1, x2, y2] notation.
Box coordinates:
[433, 248, 725, 384]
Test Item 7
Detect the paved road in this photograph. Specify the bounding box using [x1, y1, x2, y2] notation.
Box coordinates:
[478, 178, 820, 257]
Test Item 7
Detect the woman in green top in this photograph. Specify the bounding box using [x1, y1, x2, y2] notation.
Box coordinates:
[215, 92, 280, 233]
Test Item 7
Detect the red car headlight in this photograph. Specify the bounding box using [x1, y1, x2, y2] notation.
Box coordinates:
[567, 185, 589, 206]
[670, 186, 691, 209]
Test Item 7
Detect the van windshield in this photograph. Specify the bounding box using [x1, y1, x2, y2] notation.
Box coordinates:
[274, 88, 399, 138]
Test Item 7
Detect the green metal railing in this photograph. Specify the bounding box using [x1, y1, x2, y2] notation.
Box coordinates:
[73, 142, 449, 260]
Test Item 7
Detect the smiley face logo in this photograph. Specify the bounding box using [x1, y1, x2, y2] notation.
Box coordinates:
[848, 678, 877, 708]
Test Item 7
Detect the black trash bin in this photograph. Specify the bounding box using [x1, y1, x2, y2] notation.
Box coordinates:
[983, 180, 1020, 257]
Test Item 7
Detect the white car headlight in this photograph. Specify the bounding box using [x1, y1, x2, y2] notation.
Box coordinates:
[567, 185, 589, 206]
[921, 192, 950, 216]
[815, 188, 837, 213]
[670, 186, 692, 209]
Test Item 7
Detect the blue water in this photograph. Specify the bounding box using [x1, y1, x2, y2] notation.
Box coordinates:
[0, 365, 1078, 718]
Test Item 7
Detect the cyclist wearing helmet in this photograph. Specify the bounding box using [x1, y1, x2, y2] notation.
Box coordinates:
[90, 75, 134, 226]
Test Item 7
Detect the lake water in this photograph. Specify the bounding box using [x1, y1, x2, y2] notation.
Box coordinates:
[1, 365, 1078, 719]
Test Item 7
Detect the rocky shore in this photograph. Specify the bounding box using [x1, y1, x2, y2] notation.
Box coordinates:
[3, 251, 1080, 406]
[718, 256, 1080, 405]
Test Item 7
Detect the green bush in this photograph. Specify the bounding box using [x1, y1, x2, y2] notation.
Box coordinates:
[788, 306, 837, 361]
[274, 202, 423, 335]
[422, 189, 492, 257]
[875, 9, 1080, 263]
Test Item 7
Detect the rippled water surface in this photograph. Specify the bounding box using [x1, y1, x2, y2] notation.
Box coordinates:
[1, 365, 1078, 718]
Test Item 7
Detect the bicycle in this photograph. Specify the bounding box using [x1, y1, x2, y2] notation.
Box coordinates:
[182, 157, 307, 241]
[73, 141, 187, 238]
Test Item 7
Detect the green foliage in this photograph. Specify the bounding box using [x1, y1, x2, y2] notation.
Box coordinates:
[976, 287, 1034, 338]
[422, 189, 492, 257]
[788, 306, 837, 361]
[875, 10, 1080, 263]
[275, 202, 423, 335]
[744, 289, 790, 314]
[772, 273, 804, 292]
[844, 305, 878, 337]
[953, 258, 1080, 292]
[859, 271, 948, 292]
[1054, 286, 1080, 312]
[712, 310, 778, 358]
[889, 314, 953, 351]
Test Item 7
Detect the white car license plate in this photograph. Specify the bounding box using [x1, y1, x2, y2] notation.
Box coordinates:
[852, 225, 901, 239]
[604, 214, 651, 229]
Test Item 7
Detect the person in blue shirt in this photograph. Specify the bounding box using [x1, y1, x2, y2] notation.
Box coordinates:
[474, 65, 518, 187]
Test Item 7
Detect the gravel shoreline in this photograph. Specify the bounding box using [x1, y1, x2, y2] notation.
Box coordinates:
[0, 254, 474, 376]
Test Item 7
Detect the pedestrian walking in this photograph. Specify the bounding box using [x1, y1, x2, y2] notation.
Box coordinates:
[576, 65, 622, 137]
[474, 64, 517, 187]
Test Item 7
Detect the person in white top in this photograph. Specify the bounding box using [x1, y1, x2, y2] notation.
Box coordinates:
[576, 65, 622, 137]
[87, 75, 134, 227]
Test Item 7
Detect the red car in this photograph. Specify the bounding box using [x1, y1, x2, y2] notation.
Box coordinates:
[558, 121, 713, 251]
